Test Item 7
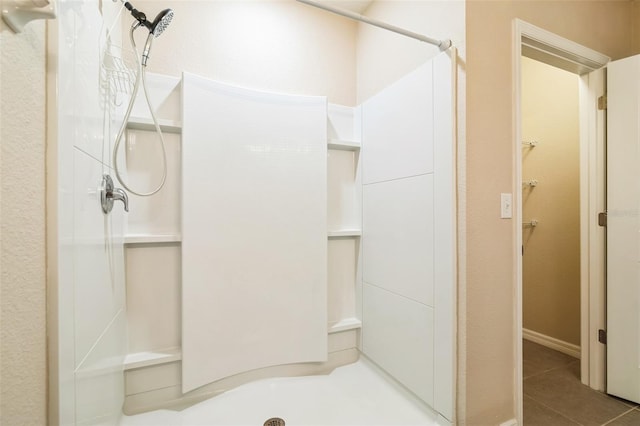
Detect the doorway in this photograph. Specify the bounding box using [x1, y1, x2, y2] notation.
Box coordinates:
[518, 56, 638, 425]
[513, 19, 610, 425]
[520, 56, 582, 361]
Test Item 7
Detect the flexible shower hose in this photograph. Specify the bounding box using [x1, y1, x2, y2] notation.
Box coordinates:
[112, 22, 168, 197]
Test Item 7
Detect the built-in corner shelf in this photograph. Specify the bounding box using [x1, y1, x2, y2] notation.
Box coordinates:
[126, 116, 182, 134]
[328, 230, 361, 238]
[329, 318, 362, 334]
[328, 139, 361, 151]
[124, 347, 182, 371]
[124, 234, 182, 245]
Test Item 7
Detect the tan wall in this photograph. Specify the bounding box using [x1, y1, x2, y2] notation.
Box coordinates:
[466, 1, 634, 424]
[0, 20, 47, 426]
[521, 57, 581, 346]
[129, 0, 357, 106]
[634, 0, 640, 52]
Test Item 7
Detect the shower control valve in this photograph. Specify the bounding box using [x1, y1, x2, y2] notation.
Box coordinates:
[100, 174, 129, 213]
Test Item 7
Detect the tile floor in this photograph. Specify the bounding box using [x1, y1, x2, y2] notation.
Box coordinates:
[523, 339, 640, 425]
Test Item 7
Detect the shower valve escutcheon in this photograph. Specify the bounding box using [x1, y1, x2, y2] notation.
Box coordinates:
[100, 174, 129, 213]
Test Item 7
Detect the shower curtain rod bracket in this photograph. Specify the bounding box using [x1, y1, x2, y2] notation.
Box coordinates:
[296, 0, 452, 51]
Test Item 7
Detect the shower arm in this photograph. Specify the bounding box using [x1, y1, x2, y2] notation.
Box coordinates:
[295, 0, 452, 51]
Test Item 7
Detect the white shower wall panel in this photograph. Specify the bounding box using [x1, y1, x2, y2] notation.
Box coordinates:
[73, 148, 126, 365]
[362, 62, 435, 184]
[361, 51, 454, 421]
[362, 283, 434, 405]
[51, 1, 129, 423]
[75, 311, 127, 425]
[71, 21, 109, 164]
[363, 175, 435, 306]
[181, 73, 328, 393]
[432, 49, 456, 419]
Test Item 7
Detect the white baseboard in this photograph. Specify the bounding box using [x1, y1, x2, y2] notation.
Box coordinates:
[523, 328, 581, 359]
[499, 419, 518, 426]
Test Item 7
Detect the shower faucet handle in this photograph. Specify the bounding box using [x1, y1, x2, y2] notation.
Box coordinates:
[100, 174, 129, 213]
[110, 187, 129, 212]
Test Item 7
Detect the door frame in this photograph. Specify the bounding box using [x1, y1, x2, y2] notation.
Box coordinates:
[512, 19, 610, 424]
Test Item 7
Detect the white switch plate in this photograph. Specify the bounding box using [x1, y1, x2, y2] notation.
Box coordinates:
[501, 193, 512, 219]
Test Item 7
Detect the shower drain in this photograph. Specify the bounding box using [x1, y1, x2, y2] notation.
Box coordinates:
[263, 417, 285, 426]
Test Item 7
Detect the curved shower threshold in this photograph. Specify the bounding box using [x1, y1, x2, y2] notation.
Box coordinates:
[119, 358, 449, 426]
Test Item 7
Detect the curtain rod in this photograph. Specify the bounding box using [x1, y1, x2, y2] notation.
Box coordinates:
[296, 0, 452, 51]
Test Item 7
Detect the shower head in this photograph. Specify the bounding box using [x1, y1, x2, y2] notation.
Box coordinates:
[149, 9, 173, 37]
[123, 2, 174, 66]
[124, 2, 174, 37]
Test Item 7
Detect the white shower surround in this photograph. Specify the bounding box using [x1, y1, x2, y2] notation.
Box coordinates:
[121, 74, 362, 414]
[122, 49, 454, 422]
[43, 1, 464, 422]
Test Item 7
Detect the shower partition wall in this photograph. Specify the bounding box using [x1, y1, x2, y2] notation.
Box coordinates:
[48, 1, 456, 423]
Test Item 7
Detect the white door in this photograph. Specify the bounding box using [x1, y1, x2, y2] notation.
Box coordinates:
[606, 55, 640, 404]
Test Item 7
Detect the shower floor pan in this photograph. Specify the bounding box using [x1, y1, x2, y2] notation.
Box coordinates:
[119, 359, 447, 426]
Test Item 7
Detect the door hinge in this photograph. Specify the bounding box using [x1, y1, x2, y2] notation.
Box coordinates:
[598, 95, 607, 110]
[598, 212, 607, 227]
[598, 329, 607, 344]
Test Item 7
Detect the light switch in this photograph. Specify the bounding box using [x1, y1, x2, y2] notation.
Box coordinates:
[501, 193, 512, 219]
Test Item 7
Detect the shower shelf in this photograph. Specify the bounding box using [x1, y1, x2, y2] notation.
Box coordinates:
[124, 347, 182, 370]
[124, 234, 182, 244]
[126, 116, 182, 134]
[328, 229, 362, 238]
[329, 318, 362, 333]
[328, 139, 361, 151]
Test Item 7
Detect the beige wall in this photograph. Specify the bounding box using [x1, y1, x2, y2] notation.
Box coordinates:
[634, 0, 640, 52]
[521, 57, 581, 346]
[0, 20, 47, 426]
[131, 0, 357, 106]
[466, 1, 635, 424]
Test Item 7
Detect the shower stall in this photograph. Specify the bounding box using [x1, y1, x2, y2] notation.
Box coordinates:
[47, 1, 460, 425]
